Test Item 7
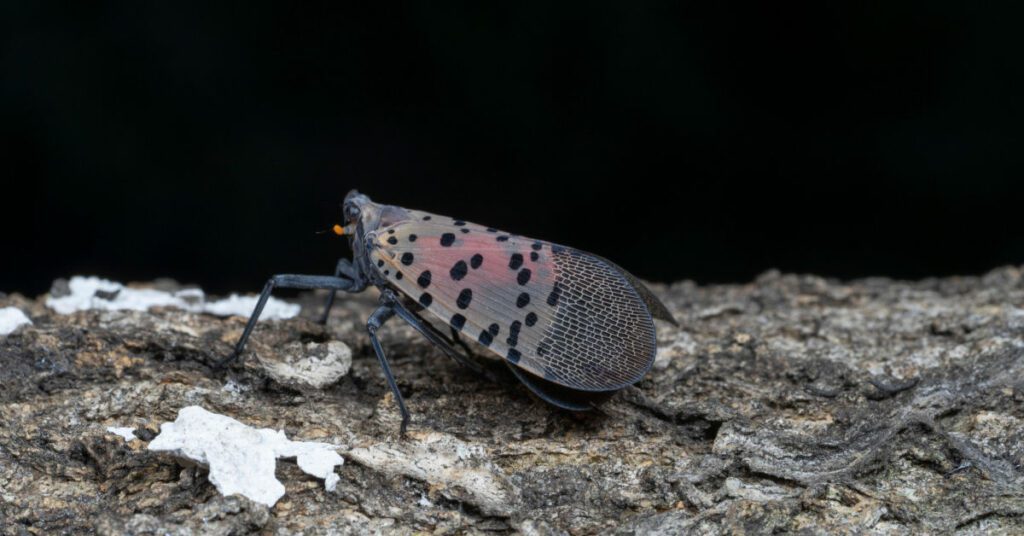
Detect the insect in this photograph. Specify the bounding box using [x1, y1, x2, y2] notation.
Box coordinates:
[219, 190, 677, 434]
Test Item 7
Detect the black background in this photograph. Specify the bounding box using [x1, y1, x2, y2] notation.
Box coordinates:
[3, 2, 1022, 296]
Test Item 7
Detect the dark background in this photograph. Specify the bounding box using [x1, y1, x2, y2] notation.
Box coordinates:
[3, 2, 1022, 296]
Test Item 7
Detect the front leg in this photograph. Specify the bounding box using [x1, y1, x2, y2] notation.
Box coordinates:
[215, 274, 359, 369]
[318, 258, 365, 325]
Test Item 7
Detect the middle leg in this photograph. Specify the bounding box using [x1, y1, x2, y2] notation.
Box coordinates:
[318, 258, 364, 325]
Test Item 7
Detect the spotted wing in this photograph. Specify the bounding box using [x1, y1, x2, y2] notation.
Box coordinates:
[367, 209, 660, 392]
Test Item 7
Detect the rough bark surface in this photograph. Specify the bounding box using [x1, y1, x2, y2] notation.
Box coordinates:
[2, 268, 1023, 534]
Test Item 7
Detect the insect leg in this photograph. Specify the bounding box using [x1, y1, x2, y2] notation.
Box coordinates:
[449, 327, 478, 360]
[318, 258, 365, 325]
[366, 304, 411, 435]
[504, 362, 617, 411]
[389, 299, 496, 380]
[216, 274, 358, 369]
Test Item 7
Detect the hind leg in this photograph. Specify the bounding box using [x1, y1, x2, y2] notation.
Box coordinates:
[504, 363, 617, 411]
[388, 297, 492, 379]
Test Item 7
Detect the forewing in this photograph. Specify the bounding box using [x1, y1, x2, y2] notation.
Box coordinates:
[368, 209, 658, 391]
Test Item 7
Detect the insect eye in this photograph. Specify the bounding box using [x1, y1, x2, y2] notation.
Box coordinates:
[344, 204, 360, 222]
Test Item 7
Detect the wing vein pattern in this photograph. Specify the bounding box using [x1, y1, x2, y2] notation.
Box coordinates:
[368, 210, 658, 391]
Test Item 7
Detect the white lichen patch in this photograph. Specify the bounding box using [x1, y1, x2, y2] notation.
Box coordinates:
[258, 341, 353, 390]
[0, 307, 31, 336]
[148, 406, 343, 507]
[199, 293, 299, 319]
[106, 426, 137, 441]
[46, 276, 300, 320]
[347, 432, 515, 516]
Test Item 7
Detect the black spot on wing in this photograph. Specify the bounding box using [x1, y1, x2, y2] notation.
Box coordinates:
[496, 235, 510, 242]
[516, 292, 530, 308]
[450, 314, 466, 330]
[409, 234, 417, 242]
[470, 253, 483, 269]
[525, 312, 538, 326]
[401, 252, 414, 266]
[532, 241, 543, 251]
[506, 320, 522, 347]
[450, 260, 468, 281]
[517, 268, 532, 285]
[418, 293, 433, 307]
[417, 270, 431, 288]
[478, 329, 493, 346]
[456, 288, 473, 309]
[509, 253, 523, 270]
[530, 251, 539, 262]
[387, 236, 398, 245]
[440, 233, 455, 247]
[507, 348, 521, 363]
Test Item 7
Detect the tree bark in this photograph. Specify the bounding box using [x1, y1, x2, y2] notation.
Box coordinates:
[2, 268, 1023, 534]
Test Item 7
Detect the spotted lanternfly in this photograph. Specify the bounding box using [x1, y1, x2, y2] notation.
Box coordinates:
[220, 190, 677, 434]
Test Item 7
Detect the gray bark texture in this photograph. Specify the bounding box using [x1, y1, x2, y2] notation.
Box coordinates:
[2, 268, 1023, 535]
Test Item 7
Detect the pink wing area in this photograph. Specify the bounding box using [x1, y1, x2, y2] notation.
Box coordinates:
[367, 209, 658, 392]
